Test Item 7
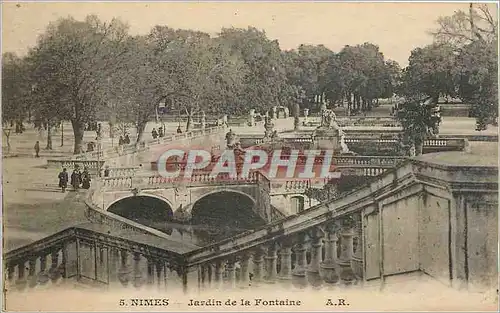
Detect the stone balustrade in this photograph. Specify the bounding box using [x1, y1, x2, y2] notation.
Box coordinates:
[5, 157, 498, 293]
[63, 126, 225, 162]
[3, 225, 187, 292]
[46, 159, 105, 172]
[181, 159, 498, 292]
[102, 167, 139, 178]
[304, 116, 400, 128]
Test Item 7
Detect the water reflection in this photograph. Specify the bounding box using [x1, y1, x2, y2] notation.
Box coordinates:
[130, 218, 252, 246]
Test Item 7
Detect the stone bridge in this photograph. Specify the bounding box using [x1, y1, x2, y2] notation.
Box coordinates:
[95, 155, 408, 217]
[91, 171, 274, 223]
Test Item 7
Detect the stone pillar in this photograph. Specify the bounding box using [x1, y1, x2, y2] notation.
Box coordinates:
[252, 248, 265, 283]
[38, 254, 49, 286]
[239, 253, 251, 288]
[226, 259, 236, 289]
[278, 245, 293, 280]
[109, 248, 120, 283]
[200, 265, 207, 289]
[338, 227, 356, 285]
[214, 260, 224, 289]
[133, 253, 143, 288]
[292, 234, 308, 277]
[320, 225, 340, 284]
[308, 228, 324, 274]
[264, 244, 278, 283]
[156, 262, 163, 289]
[147, 259, 154, 287]
[49, 249, 61, 283]
[118, 250, 130, 287]
[7, 265, 15, 290]
[16, 261, 27, 291]
[28, 259, 37, 288]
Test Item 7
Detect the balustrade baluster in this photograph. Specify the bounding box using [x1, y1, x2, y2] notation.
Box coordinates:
[154, 262, 163, 289]
[147, 259, 154, 287]
[278, 241, 293, 281]
[49, 249, 61, 283]
[118, 250, 130, 287]
[226, 259, 237, 289]
[38, 253, 49, 285]
[28, 259, 37, 288]
[338, 225, 356, 285]
[292, 235, 307, 278]
[7, 265, 15, 289]
[264, 244, 278, 283]
[320, 224, 339, 285]
[239, 253, 251, 288]
[16, 261, 27, 290]
[251, 248, 265, 284]
[214, 260, 224, 289]
[133, 253, 143, 288]
[307, 228, 324, 274]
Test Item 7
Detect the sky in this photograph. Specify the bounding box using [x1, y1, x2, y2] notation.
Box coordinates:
[1, 1, 489, 66]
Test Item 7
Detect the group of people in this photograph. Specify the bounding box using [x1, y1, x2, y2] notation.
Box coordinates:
[58, 166, 91, 192]
[151, 126, 165, 139]
[118, 134, 131, 146]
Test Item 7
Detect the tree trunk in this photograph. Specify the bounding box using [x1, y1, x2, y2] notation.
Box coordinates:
[3, 130, 11, 154]
[46, 122, 53, 150]
[60, 121, 64, 147]
[135, 120, 148, 146]
[71, 119, 85, 154]
[186, 107, 193, 132]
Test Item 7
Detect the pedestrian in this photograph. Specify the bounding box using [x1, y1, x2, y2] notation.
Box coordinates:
[104, 166, 110, 177]
[152, 128, 158, 139]
[58, 168, 69, 192]
[118, 136, 124, 146]
[34, 141, 40, 158]
[81, 167, 91, 189]
[158, 126, 164, 137]
[176, 126, 182, 134]
[70, 167, 82, 190]
[124, 133, 131, 144]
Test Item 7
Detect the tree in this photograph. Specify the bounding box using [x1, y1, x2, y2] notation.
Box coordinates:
[396, 96, 441, 156]
[431, 3, 498, 130]
[399, 43, 457, 100]
[431, 3, 497, 47]
[27, 15, 131, 154]
[218, 27, 289, 115]
[455, 40, 497, 129]
[2, 53, 31, 133]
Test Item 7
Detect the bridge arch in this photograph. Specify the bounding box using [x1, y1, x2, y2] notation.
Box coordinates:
[190, 190, 265, 238]
[106, 195, 174, 224]
[191, 188, 257, 207]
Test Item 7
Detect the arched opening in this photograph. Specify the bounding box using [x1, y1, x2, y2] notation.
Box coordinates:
[191, 191, 266, 245]
[107, 196, 174, 232]
[290, 196, 305, 213]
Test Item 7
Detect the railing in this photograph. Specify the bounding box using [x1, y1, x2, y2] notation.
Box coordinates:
[303, 116, 400, 128]
[102, 166, 139, 177]
[46, 159, 105, 171]
[100, 170, 267, 190]
[3, 225, 186, 292]
[176, 159, 497, 292]
[69, 126, 225, 161]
